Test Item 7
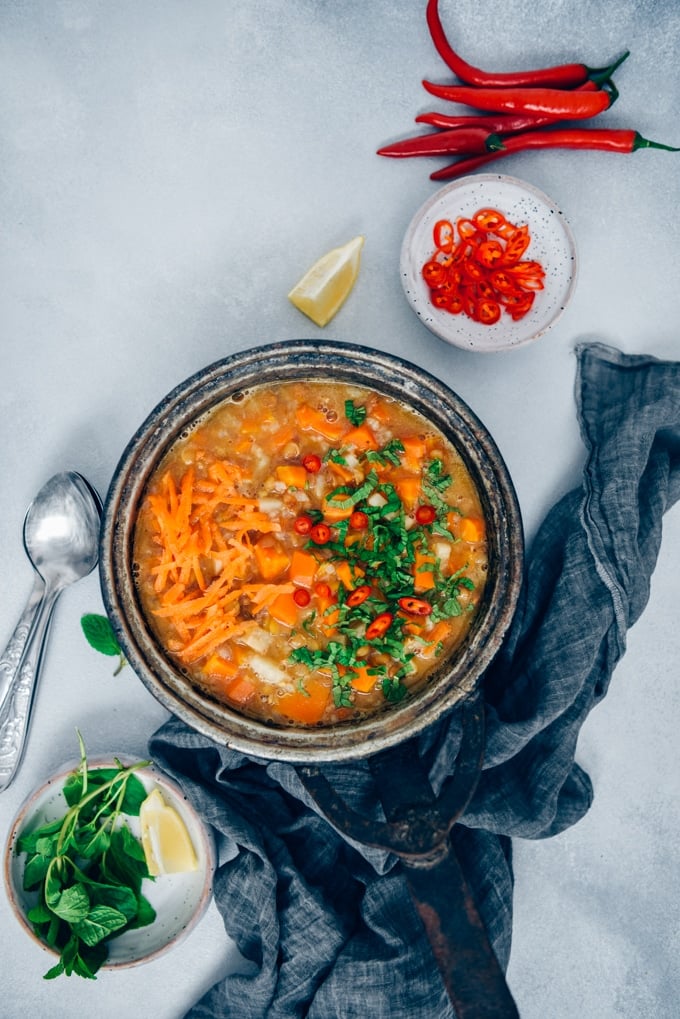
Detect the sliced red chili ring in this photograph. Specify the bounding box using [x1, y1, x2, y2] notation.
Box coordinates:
[397, 596, 433, 616]
[475, 239, 504, 268]
[489, 269, 517, 294]
[462, 259, 484, 282]
[476, 298, 501, 325]
[476, 278, 496, 301]
[293, 588, 312, 607]
[346, 584, 372, 607]
[415, 504, 437, 524]
[365, 612, 393, 639]
[514, 274, 544, 292]
[509, 292, 536, 319]
[456, 217, 479, 240]
[507, 260, 545, 278]
[294, 514, 314, 535]
[433, 218, 454, 252]
[302, 453, 322, 473]
[309, 523, 331, 545]
[502, 229, 530, 264]
[473, 208, 506, 231]
[314, 581, 332, 598]
[349, 510, 369, 530]
[422, 260, 447, 286]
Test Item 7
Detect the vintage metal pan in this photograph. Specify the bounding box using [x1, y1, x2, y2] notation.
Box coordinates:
[99, 339, 524, 1017]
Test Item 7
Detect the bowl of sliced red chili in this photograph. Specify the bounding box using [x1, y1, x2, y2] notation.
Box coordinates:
[400, 173, 577, 351]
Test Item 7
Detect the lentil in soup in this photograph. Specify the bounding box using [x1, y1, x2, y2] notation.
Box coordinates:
[133, 381, 488, 727]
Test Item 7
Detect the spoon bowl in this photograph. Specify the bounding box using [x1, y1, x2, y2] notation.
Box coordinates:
[0, 472, 102, 791]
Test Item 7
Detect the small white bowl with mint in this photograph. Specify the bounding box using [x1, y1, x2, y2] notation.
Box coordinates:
[3, 735, 214, 978]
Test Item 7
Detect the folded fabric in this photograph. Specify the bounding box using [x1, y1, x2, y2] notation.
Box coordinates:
[150, 341, 680, 1019]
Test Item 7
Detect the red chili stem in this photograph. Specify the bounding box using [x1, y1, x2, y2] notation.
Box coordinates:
[430, 129, 680, 181]
[426, 0, 629, 89]
[422, 80, 617, 119]
[377, 127, 504, 159]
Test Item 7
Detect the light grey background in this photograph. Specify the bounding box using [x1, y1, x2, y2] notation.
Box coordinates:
[1, 1, 679, 1016]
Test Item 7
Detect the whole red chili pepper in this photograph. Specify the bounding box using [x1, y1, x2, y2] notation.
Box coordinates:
[377, 127, 504, 159]
[414, 80, 601, 135]
[415, 111, 558, 134]
[422, 80, 617, 120]
[426, 0, 629, 89]
[430, 128, 680, 181]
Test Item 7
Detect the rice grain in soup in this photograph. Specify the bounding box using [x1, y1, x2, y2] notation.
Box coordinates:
[132, 381, 488, 728]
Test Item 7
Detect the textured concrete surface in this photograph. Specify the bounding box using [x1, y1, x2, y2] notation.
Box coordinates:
[1, 2, 679, 1016]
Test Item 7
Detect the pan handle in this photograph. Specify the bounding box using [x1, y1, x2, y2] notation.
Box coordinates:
[296, 695, 519, 1017]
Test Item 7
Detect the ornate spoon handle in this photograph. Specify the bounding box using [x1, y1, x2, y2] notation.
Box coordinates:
[0, 578, 61, 792]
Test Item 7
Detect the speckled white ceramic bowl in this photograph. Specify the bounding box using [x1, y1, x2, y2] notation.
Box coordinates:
[4, 758, 215, 969]
[400, 174, 578, 352]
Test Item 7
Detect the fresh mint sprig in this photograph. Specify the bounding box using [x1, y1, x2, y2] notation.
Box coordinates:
[81, 614, 126, 676]
[17, 733, 154, 981]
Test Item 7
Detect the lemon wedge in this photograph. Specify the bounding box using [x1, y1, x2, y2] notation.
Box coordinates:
[288, 235, 364, 327]
[139, 787, 198, 876]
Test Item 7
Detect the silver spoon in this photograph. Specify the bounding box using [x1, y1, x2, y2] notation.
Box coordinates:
[0, 472, 102, 791]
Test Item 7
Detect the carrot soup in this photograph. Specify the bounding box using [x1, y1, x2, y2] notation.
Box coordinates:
[132, 381, 488, 727]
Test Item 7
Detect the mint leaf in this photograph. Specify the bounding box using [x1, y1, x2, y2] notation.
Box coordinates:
[344, 399, 367, 426]
[80, 614, 126, 675]
[73, 905, 128, 947]
[80, 614, 120, 655]
[50, 883, 91, 924]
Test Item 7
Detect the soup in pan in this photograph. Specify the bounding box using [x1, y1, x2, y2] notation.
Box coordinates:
[133, 381, 488, 727]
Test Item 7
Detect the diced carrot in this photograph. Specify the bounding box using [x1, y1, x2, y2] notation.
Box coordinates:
[414, 550, 437, 591]
[421, 620, 453, 658]
[349, 664, 378, 693]
[253, 538, 290, 580]
[322, 491, 354, 522]
[203, 653, 239, 678]
[296, 403, 347, 442]
[321, 606, 340, 635]
[225, 674, 257, 705]
[277, 677, 331, 724]
[400, 435, 427, 470]
[268, 591, 300, 627]
[328, 459, 355, 484]
[457, 517, 486, 543]
[335, 560, 357, 590]
[289, 549, 318, 588]
[276, 464, 308, 489]
[343, 424, 379, 452]
[393, 475, 421, 507]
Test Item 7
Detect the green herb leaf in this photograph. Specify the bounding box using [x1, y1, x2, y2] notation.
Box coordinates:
[345, 399, 367, 426]
[73, 905, 129, 947]
[81, 614, 127, 675]
[80, 614, 120, 656]
[49, 883, 91, 924]
[16, 735, 153, 981]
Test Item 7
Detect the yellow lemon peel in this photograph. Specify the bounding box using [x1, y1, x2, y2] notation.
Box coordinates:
[139, 787, 198, 876]
[288, 235, 364, 327]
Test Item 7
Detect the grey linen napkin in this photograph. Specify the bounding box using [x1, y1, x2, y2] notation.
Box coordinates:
[149, 341, 680, 1019]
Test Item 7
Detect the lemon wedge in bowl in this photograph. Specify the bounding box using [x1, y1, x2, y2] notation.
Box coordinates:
[140, 787, 199, 876]
[288, 235, 364, 327]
